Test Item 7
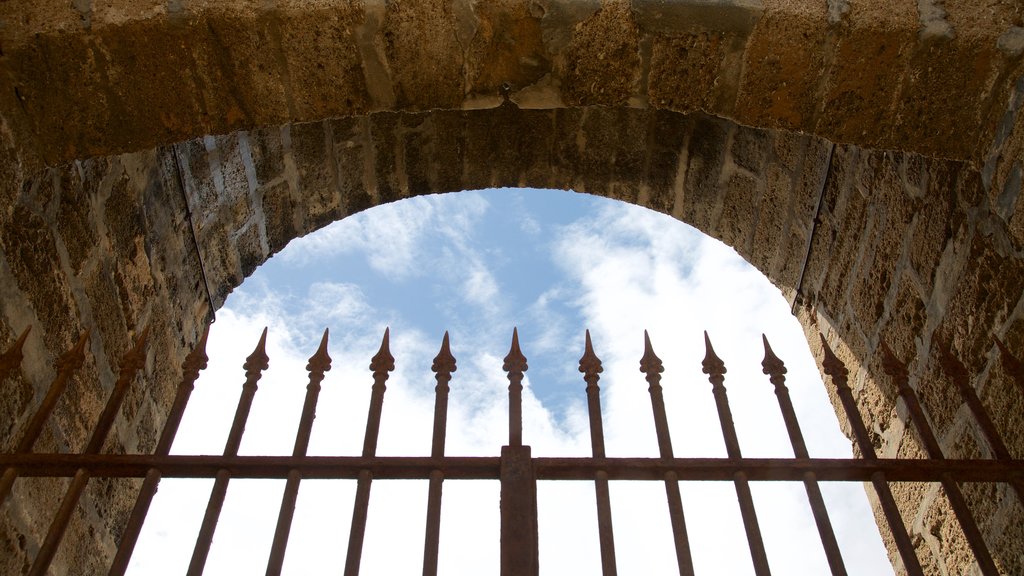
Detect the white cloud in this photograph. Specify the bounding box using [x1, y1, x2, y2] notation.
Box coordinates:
[130, 191, 893, 576]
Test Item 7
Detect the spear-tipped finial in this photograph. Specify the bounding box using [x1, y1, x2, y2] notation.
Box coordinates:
[818, 333, 848, 380]
[761, 334, 787, 378]
[579, 330, 603, 377]
[702, 331, 726, 378]
[878, 340, 908, 381]
[503, 327, 528, 373]
[244, 327, 271, 374]
[639, 330, 664, 375]
[432, 331, 457, 375]
[307, 328, 332, 374]
[0, 325, 31, 377]
[183, 323, 211, 378]
[56, 330, 90, 373]
[370, 327, 395, 374]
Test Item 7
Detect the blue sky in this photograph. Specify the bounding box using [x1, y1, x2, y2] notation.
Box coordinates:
[129, 188, 893, 575]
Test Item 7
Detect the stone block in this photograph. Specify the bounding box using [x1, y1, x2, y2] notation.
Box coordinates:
[249, 127, 286, 187]
[290, 121, 341, 230]
[381, 0, 463, 109]
[717, 171, 760, 257]
[261, 180, 297, 255]
[736, 1, 827, 131]
[730, 126, 770, 175]
[277, 2, 369, 118]
[560, 1, 641, 106]
[649, 31, 734, 113]
[329, 117, 374, 216]
[465, 0, 551, 99]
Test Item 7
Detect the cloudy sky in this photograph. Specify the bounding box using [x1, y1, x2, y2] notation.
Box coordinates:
[128, 188, 892, 575]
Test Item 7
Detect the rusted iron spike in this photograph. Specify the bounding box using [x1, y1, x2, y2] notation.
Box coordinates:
[29, 326, 151, 576]
[704, 332, 770, 576]
[267, 328, 332, 576]
[762, 335, 847, 576]
[879, 341, 999, 576]
[818, 334, 924, 576]
[430, 331, 456, 459]
[638, 331, 694, 576]
[110, 323, 211, 576]
[995, 337, 1024, 391]
[423, 332, 456, 576]
[0, 325, 30, 380]
[579, 331, 617, 576]
[580, 330, 606, 458]
[346, 328, 395, 576]
[362, 327, 394, 458]
[0, 330, 90, 507]
[188, 327, 270, 576]
[504, 327, 528, 447]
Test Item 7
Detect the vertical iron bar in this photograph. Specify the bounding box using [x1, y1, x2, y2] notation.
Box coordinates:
[879, 343, 999, 576]
[423, 332, 456, 576]
[639, 331, 695, 576]
[187, 328, 269, 576]
[109, 324, 211, 576]
[500, 328, 538, 576]
[0, 330, 88, 505]
[702, 333, 771, 576]
[818, 334, 924, 576]
[504, 328, 527, 447]
[580, 331, 617, 576]
[344, 328, 394, 576]
[761, 335, 847, 576]
[30, 327, 150, 576]
[266, 329, 332, 576]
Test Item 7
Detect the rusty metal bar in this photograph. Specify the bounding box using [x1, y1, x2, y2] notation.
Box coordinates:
[344, 328, 394, 576]
[640, 331, 695, 576]
[761, 335, 847, 576]
[504, 328, 527, 447]
[500, 444, 538, 576]
[187, 328, 269, 576]
[818, 334, 924, 576]
[702, 333, 771, 576]
[29, 327, 150, 576]
[580, 331, 617, 576]
[423, 332, 456, 576]
[500, 329, 539, 576]
[109, 324, 211, 576]
[0, 330, 89, 506]
[880, 342, 999, 576]
[266, 329, 332, 576]
[4, 453, 1023, 482]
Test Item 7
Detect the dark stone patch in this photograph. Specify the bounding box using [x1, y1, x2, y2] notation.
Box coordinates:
[262, 180, 296, 255]
[55, 166, 99, 275]
[249, 126, 285, 186]
[329, 117, 373, 216]
[236, 225, 264, 279]
[644, 110, 691, 214]
[731, 126, 770, 174]
[681, 115, 728, 230]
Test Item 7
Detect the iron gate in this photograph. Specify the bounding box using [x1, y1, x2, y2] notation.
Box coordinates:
[1, 324, 1023, 575]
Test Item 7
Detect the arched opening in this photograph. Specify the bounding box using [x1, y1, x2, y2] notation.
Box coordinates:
[124, 189, 894, 574]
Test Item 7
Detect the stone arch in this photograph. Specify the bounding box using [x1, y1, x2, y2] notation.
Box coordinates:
[1, 1, 1023, 574]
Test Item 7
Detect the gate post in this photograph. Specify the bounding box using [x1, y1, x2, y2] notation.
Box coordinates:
[500, 444, 538, 576]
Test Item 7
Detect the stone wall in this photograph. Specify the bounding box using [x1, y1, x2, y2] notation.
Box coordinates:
[1, 0, 1023, 574]
[1, 105, 1023, 573]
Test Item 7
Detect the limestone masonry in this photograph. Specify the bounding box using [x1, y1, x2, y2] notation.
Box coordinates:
[0, 1, 1023, 574]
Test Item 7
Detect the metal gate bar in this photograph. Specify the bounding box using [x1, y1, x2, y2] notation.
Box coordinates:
[1, 326, 1023, 575]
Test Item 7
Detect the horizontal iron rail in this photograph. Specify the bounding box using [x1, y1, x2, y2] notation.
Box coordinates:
[3, 454, 1022, 483]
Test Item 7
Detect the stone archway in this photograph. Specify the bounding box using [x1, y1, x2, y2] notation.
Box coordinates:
[1, 1, 1023, 574]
